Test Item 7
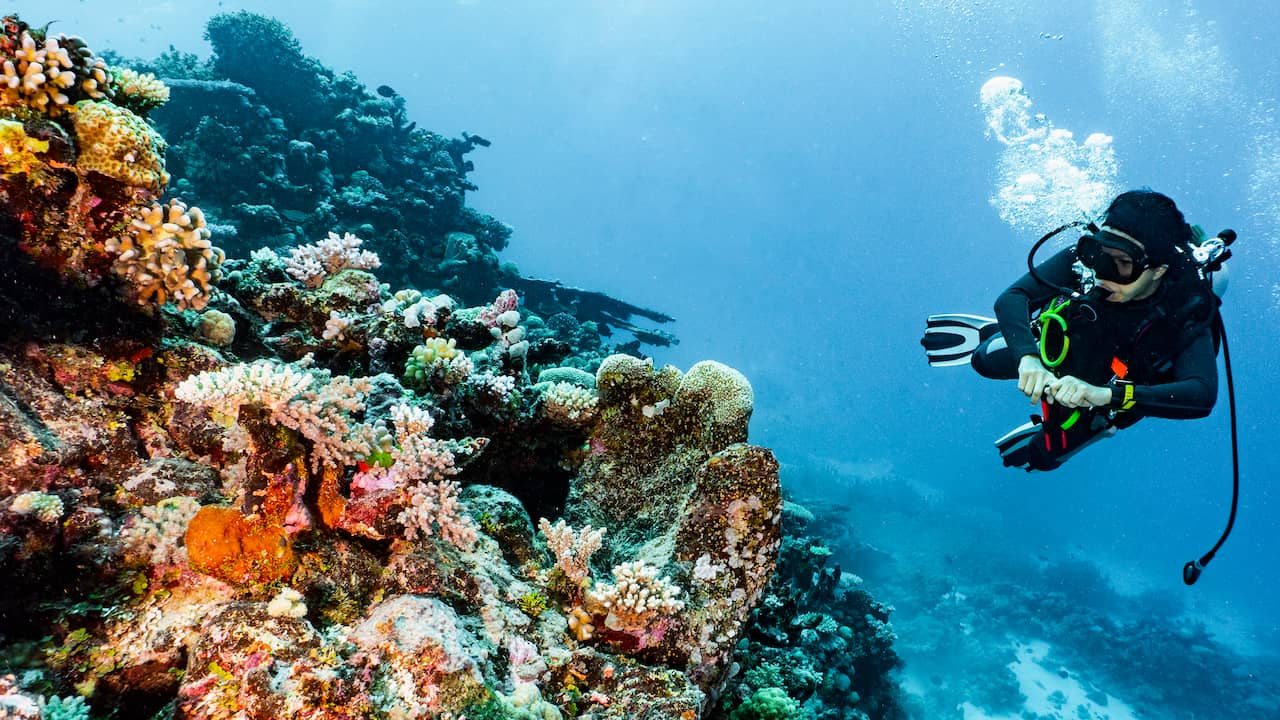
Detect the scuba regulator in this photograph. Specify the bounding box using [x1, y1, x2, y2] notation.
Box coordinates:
[1024, 220, 1239, 586]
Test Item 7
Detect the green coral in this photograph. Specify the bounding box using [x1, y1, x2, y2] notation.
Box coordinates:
[43, 695, 90, 720]
[403, 337, 471, 388]
[729, 686, 802, 720]
[517, 590, 548, 618]
[536, 366, 595, 389]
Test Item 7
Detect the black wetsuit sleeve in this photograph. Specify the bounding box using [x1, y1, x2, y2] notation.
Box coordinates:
[993, 247, 1079, 362]
[1121, 330, 1218, 419]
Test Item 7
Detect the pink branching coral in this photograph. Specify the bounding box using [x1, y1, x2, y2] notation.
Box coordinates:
[398, 478, 476, 549]
[477, 288, 519, 328]
[348, 403, 476, 549]
[538, 518, 605, 585]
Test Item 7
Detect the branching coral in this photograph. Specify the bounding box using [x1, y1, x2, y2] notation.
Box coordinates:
[105, 198, 225, 311]
[538, 518, 605, 586]
[467, 371, 517, 405]
[482, 292, 529, 362]
[398, 477, 477, 549]
[391, 290, 455, 330]
[10, 491, 63, 522]
[174, 355, 374, 471]
[120, 496, 202, 568]
[538, 381, 599, 428]
[0, 25, 109, 116]
[109, 68, 169, 114]
[345, 402, 477, 549]
[283, 231, 381, 287]
[405, 337, 474, 388]
[586, 561, 685, 634]
[322, 310, 353, 342]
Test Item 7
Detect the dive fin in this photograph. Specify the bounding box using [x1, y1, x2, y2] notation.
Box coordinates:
[921, 313, 999, 367]
[996, 418, 1048, 471]
[995, 415, 1118, 472]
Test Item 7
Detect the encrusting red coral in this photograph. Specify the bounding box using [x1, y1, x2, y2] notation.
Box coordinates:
[184, 505, 297, 585]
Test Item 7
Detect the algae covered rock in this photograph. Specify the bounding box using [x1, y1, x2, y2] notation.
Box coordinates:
[566, 354, 782, 694]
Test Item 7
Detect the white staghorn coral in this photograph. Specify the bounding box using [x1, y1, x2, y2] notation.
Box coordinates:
[586, 561, 685, 633]
[284, 231, 381, 287]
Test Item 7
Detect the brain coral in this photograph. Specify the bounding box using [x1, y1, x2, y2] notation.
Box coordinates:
[70, 99, 169, 192]
[674, 360, 754, 449]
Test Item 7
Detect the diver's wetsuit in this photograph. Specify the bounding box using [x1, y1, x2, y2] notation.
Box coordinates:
[972, 247, 1217, 468]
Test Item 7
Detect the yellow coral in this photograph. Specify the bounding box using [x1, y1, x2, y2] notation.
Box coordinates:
[69, 99, 169, 193]
[0, 118, 51, 184]
[105, 198, 225, 311]
[417, 337, 460, 362]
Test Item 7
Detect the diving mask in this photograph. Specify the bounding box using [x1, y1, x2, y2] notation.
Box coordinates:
[1075, 225, 1149, 284]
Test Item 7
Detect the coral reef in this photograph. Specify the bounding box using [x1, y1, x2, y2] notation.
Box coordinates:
[0, 12, 905, 719]
[710, 500, 904, 719]
[0, 14, 220, 319]
[116, 10, 674, 346]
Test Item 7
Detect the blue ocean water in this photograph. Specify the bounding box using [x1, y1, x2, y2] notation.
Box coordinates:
[22, 0, 1279, 715]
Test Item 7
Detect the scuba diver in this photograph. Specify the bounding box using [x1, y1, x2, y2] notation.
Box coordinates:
[921, 189, 1240, 584]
